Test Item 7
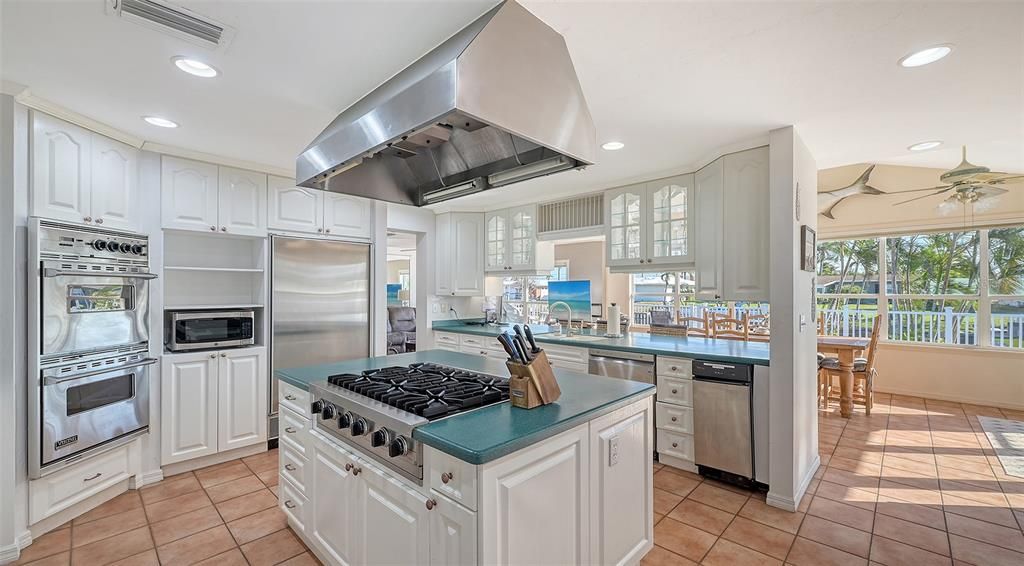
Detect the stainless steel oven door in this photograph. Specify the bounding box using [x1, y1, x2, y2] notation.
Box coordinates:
[40, 265, 155, 356]
[40, 358, 155, 469]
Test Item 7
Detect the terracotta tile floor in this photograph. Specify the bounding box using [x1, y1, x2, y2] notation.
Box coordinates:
[643, 394, 1024, 566]
[15, 448, 321, 566]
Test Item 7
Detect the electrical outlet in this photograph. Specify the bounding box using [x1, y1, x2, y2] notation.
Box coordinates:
[431, 302, 440, 314]
[609, 435, 619, 467]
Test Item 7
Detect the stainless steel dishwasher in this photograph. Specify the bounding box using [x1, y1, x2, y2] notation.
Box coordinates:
[692, 360, 755, 480]
[588, 349, 655, 384]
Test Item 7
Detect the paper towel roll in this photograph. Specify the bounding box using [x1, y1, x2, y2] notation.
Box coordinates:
[607, 303, 621, 337]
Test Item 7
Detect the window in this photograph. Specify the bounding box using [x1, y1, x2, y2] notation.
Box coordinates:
[816, 225, 1024, 349]
[501, 262, 568, 324]
[629, 272, 768, 327]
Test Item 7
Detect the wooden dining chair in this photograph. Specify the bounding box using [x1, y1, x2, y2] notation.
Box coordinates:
[679, 311, 710, 338]
[820, 317, 881, 414]
[816, 311, 826, 335]
[711, 312, 749, 341]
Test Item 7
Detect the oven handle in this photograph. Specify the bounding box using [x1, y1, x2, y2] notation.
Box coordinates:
[43, 268, 158, 280]
[43, 358, 158, 385]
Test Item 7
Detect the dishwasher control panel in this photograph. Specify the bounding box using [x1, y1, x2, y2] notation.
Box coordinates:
[692, 361, 752, 383]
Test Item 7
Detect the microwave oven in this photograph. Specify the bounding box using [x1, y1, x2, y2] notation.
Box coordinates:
[165, 310, 255, 352]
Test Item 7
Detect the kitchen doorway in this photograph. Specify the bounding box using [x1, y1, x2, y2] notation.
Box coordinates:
[386, 231, 418, 355]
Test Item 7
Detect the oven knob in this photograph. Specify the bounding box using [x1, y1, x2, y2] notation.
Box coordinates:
[389, 436, 409, 458]
[371, 428, 391, 448]
[351, 418, 368, 436]
[107, 240, 121, 251]
[91, 240, 108, 251]
[118, 242, 132, 254]
[337, 412, 352, 429]
[311, 399, 325, 414]
[130, 244, 144, 255]
[321, 403, 337, 420]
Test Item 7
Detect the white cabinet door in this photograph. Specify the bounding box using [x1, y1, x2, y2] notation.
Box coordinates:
[429, 492, 477, 566]
[605, 184, 646, 269]
[161, 156, 219, 232]
[694, 159, 724, 300]
[480, 425, 590, 565]
[217, 347, 267, 452]
[484, 210, 508, 272]
[508, 205, 537, 271]
[723, 147, 771, 301]
[310, 436, 362, 566]
[589, 398, 654, 566]
[90, 135, 138, 231]
[360, 462, 430, 566]
[31, 112, 92, 224]
[218, 167, 267, 237]
[451, 213, 485, 296]
[161, 352, 218, 465]
[323, 192, 373, 239]
[647, 174, 694, 266]
[268, 176, 323, 234]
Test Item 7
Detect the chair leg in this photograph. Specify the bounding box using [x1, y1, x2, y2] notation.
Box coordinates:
[866, 369, 875, 415]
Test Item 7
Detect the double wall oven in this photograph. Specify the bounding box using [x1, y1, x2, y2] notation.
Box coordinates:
[29, 219, 156, 478]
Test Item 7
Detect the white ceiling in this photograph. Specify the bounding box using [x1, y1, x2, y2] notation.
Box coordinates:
[3, 1, 1022, 212]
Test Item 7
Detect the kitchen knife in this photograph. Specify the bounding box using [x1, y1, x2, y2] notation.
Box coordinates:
[524, 325, 540, 353]
[514, 334, 533, 362]
[497, 332, 520, 363]
[513, 324, 526, 343]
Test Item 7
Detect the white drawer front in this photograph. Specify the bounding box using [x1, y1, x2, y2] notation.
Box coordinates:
[657, 429, 694, 462]
[435, 332, 460, 347]
[657, 375, 693, 406]
[657, 357, 693, 379]
[656, 402, 694, 435]
[29, 443, 137, 524]
[279, 406, 310, 456]
[458, 335, 489, 347]
[541, 343, 588, 364]
[279, 379, 310, 417]
[427, 447, 478, 511]
[547, 358, 588, 373]
[279, 477, 308, 533]
[280, 442, 307, 496]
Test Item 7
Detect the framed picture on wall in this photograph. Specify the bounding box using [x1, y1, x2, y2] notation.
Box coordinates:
[801, 225, 816, 272]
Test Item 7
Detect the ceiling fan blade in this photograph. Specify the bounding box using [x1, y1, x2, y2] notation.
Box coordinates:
[895, 185, 953, 193]
[986, 174, 1024, 185]
[893, 186, 953, 206]
[977, 186, 1009, 197]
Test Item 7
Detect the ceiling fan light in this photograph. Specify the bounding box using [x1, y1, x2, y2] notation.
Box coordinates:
[899, 45, 953, 68]
[908, 140, 943, 151]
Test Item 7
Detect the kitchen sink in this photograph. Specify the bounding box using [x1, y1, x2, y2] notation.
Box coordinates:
[551, 334, 607, 342]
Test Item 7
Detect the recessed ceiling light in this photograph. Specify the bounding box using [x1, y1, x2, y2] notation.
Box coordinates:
[172, 56, 219, 78]
[601, 141, 625, 151]
[898, 45, 952, 68]
[143, 116, 178, 128]
[908, 140, 943, 151]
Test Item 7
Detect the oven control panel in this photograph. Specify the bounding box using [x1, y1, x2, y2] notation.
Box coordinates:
[36, 220, 149, 264]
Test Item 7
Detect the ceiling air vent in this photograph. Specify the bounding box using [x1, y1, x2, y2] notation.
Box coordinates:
[106, 0, 233, 50]
[537, 193, 604, 237]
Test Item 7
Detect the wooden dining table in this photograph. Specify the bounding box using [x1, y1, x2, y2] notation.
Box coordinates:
[817, 336, 870, 418]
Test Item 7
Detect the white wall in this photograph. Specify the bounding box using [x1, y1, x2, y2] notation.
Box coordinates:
[767, 126, 819, 512]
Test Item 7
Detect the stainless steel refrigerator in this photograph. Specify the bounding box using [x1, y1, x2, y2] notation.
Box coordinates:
[269, 235, 372, 439]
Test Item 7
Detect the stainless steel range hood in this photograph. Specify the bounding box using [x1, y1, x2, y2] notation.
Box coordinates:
[296, 0, 596, 206]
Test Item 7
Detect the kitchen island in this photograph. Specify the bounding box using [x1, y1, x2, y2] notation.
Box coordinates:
[275, 350, 655, 566]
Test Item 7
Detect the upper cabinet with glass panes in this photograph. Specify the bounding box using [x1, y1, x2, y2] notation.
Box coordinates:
[484, 205, 554, 274]
[604, 175, 695, 270]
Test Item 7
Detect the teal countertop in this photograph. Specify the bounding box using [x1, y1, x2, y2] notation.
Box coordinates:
[432, 320, 770, 366]
[275, 350, 654, 465]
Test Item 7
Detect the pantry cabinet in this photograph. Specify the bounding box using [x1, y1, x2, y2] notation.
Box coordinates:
[435, 212, 485, 296]
[268, 176, 374, 239]
[31, 112, 139, 230]
[161, 156, 268, 236]
[161, 347, 267, 465]
[605, 175, 694, 270]
[485, 205, 553, 274]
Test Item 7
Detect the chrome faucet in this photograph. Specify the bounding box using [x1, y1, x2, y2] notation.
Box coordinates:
[549, 301, 573, 337]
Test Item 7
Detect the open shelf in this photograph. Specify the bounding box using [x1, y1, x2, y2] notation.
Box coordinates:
[164, 266, 265, 273]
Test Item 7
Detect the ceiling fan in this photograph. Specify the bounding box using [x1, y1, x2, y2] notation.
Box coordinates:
[893, 146, 1023, 212]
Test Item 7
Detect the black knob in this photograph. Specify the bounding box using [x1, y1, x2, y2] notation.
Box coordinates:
[389, 436, 409, 458]
[107, 240, 121, 251]
[130, 244, 144, 255]
[118, 242, 132, 253]
[338, 412, 352, 428]
[371, 428, 391, 448]
[91, 240, 108, 251]
[321, 403, 337, 420]
[311, 399, 325, 414]
[351, 418, 367, 436]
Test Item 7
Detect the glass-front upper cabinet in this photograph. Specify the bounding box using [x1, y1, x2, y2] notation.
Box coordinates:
[606, 185, 645, 268]
[485, 211, 507, 271]
[649, 174, 694, 265]
[509, 206, 535, 270]
[485, 205, 550, 273]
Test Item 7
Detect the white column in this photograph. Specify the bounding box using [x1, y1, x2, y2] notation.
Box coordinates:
[978, 230, 991, 348]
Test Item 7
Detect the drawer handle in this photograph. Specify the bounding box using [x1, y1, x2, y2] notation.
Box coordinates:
[83, 472, 102, 482]
[672, 442, 679, 448]
[285, 427, 297, 434]
[425, 498, 437, 511]
[285, 464, 297, 471]
[671, 417, 678, 422]
[353, 466, 361, 476]
[671, 366, 678, 371]
[285, 394, 297, 401]
[440, 472, 453, 484]
[345, 463, 353, 471]
[671, 389, 678, 394]
[284, 500, 296, 509]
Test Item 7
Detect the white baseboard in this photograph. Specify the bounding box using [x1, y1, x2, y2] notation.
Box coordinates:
[876, 386, 1024, 411]
[131, 469, 164, 489]
[161, 443, 267, 478]
[0, 531, 32, 565]
[766, 453, 820, 512]
[657, 454, 698, 474]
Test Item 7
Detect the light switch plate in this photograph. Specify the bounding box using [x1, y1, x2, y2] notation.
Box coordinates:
[609, 435, 619, 467]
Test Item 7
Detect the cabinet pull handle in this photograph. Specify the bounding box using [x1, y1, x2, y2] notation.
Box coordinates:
[325, 229, 331, 234]
[210, 226, 217, 231]
[345, 463, 354, 471]
[672, 442, 679, 448]
[353, 466, 361, 476]
[440, 472, 453, 484]
[670, 366, 678, 371]
[317, 228, 323, 233]
[285, 394, 297, 401]
[83, 216, 92, 222]
[285, 464, 296, 471]
[83, 472, 102, 482]
[285, 427, 297, 434]
[220, 227, 227, 232]
[671, 389, 678, 394]
[220, 353, 227, 357]
[425, 498, 437, 510]
[209, 354, 217, 359]
[95, 218, 103, 224]
[671, 417, 678, 422]
[284, 500, 296, 509]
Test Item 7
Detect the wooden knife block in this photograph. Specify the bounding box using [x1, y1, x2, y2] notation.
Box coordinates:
[506, 350, 561, 409]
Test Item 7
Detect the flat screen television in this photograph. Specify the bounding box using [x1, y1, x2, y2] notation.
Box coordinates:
[548, 280, 591, 322]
